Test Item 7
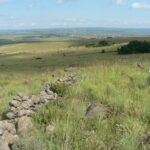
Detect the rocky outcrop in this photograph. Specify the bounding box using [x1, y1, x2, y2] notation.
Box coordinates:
[56, 74, 79, 86]
[0, 74, 78, 149]
[85, 102, 109, 117]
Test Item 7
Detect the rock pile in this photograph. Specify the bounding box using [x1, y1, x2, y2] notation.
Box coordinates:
[85, 102, 109, 117]
[0, 121, 18, 145]
[6, 88, 57, 121]
[0, 74, 78, 149]
[56, 73, 79, 86]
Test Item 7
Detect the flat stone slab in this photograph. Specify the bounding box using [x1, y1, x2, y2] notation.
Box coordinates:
[0, 140, 10, 150]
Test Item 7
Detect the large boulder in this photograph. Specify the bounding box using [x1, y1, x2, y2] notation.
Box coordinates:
[0, 121, 16, 135]
[17, 116, 33, 136]
[0, 140, 10, 150]
[85, 102, 109, 117]
[1, 132, 19, 145]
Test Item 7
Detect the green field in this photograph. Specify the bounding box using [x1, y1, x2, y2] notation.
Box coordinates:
[0, 34, 150, 150]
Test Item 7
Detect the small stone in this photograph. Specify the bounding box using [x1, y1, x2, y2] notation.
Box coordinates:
[22, 96, 29, 101]
[21, 100, 33, 109]
[1, 131, 19, 145]
[46, 95, 57, 100]
[46, 90, 54, 95]
[0, 128, 4, 136]
[40, 91, 47, 96]
[9, 100, 20, 108]
[6, 125, 16, 135]
[10, 107, 16, 112]
[14, 96, 22, 101]
[17, 116, 33, 136]
[17, 93, 24, 98]
[6, 112, 15, 119]
[18, 110, 33, 117]
[0, 140, 10, 150]
[23, 80, 29, 85]
[31, 95, 41, 104]
[39, 96, 48, 103]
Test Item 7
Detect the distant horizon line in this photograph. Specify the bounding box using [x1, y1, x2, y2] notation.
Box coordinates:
[1, 27, 150, 31]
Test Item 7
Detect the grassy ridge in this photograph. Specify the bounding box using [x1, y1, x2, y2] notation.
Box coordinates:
[32, 63, 150, 150]
[0, 36, 150, 149]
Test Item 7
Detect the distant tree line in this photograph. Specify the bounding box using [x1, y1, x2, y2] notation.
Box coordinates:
[118, 40, 150, 54]
[86, 40, 110, 47]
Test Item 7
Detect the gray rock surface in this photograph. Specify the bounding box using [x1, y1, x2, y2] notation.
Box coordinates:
[85, 102, 109, 117]
[0, 74, 79, 148]
[1, 132, 19, 145]
[17, 116, 33, 136]
[0, 140, 10, 150]
[0, 121, 16, 135]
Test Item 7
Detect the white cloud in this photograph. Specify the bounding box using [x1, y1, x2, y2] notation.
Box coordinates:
[131, 2, 150, 9]
[0, 0, 9, 3]
[10, 15, 14, 20]
[57, 0, 65, 4]
[116, 0, 126, 5]
[57, 0, 76, 4]
[29, 4, 33, 9]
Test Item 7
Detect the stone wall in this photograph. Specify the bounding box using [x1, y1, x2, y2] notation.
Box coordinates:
[0, 74, 78, 150]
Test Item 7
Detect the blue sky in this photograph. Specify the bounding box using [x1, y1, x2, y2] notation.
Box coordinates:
[0, 0, 150, 29]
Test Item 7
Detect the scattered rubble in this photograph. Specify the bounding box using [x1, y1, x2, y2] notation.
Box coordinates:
[0, 74, 79, 149]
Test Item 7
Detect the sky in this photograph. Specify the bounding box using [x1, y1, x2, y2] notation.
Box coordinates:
[0, 0, 150, 29]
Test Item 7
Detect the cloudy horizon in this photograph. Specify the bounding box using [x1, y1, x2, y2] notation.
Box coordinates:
[0, 0, 150, 29]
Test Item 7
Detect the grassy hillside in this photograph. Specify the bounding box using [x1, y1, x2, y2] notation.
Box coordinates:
[0, 35, 150, 150]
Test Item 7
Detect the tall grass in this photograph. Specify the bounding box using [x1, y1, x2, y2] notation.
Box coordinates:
[31, 63, 150, 150]
[0, 38, 149, 149]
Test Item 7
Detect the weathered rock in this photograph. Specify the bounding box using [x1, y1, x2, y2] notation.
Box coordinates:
[23, 80, 29, 85]
[46, 124, 55, 134]
[0, 74, 79, 148]
[0, 140, 10, 150]
[21, 100, 33, 109]
[1, 131, 19, 145]
[0, 128, 4, 136]
[40, 91, 47, 96]
[14, 96, 22, 102]
[46, 90, 54, 95]
[9, 107, 16, 112]
[17, 93, 24, 98]
[85, 102, 109, 117]
[9, 100, 20, 108]
[56, 74, 79, 86]
[17, 116, 33, 136]
[18, 109, 33, 117]
[0, 121, 16, 135]
[6, 112, 15, 119]
[22, 96, 29, 101]
[31, 95, 41, 104]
